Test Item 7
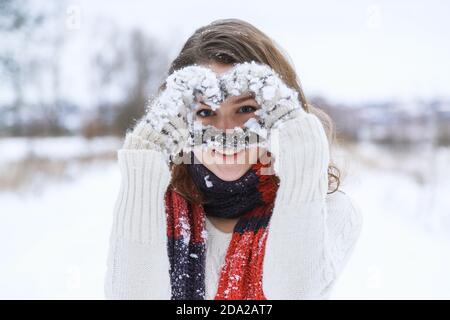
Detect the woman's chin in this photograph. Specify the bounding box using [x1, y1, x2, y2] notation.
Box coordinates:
[192, 146, 259, 181]
[212, 163, 250, 181]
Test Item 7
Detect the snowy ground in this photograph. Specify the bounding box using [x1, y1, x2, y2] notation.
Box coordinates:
[330, 142, 450, 299]
[0, 137, 121, 299]
[0, 137, 449, 299]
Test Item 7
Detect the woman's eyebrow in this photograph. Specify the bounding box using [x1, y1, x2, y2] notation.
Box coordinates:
[233, 94, 256, 104]
[198, 100, 212, 107]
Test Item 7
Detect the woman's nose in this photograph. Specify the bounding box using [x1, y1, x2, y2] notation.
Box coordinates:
[214, 116, 238, 131]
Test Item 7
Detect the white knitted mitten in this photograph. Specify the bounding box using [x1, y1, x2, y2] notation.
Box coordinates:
[123, 108, 188, 156]
[122, 65, 223, 159]
[221, 61, 302, 131]
[220, 62, 329, 202]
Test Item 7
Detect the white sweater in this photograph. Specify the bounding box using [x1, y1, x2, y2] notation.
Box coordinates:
[104, 117, 363, 300]
[103, 151, 363, 300]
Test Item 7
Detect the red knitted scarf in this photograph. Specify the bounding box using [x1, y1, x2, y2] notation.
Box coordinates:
[164, 158, 279, 300]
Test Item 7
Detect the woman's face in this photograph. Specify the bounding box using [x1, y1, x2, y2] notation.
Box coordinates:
[192, 62, 266, 181]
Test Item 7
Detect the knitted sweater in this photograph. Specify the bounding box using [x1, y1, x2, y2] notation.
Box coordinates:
[104, 151, 363, 300]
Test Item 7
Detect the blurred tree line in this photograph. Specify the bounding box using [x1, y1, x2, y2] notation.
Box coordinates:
[1, 0, 449, 147]
[0, 0, 169, 138]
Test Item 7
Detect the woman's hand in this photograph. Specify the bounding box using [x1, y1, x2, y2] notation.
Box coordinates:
[221, 61, 302, 131]
[223, 62, 329, 204]
[122, 65, 223, 159]
[123, 108, 189, 157]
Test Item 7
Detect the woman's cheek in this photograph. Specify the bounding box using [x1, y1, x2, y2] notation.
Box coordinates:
[245, 146, 259, 165]
[193, 147, 209, 165]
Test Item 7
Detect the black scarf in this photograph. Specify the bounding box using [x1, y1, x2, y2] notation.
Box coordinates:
[186, 152, 264, 219]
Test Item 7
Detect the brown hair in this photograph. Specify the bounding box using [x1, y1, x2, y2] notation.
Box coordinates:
[159, 18, 341, 204]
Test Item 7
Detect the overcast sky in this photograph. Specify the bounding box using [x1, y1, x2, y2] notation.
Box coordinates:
[14, 0, 450, 106]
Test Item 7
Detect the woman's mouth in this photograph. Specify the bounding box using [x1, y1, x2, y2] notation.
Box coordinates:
[212, 148, 242, 162]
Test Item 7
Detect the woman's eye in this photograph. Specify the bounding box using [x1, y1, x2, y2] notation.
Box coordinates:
[238, 105, 257, 113]
[196, 109, 215, 118]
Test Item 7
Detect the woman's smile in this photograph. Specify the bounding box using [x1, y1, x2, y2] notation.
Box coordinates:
[212, 148, 244, 162]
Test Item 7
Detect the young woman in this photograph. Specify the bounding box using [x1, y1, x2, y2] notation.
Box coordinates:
[104, 18, 363, 300]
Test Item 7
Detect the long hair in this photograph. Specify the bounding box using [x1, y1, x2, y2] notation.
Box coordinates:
[157, 18, 341, 204]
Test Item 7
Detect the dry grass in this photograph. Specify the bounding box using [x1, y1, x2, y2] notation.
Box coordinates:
[0, 151, 117, 192]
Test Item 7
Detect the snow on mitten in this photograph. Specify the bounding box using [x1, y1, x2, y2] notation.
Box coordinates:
[220, 61, 303, 132]
[221, 62, 329, 202]
[122, 65, 223, 161]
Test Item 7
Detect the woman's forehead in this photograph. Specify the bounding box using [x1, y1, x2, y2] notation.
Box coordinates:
[200, 61, 233, 76]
